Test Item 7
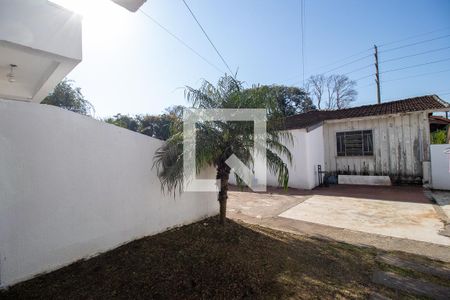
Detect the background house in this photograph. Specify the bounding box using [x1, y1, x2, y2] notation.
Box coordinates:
[429, 115, 450, 132]
[272, 95, 450, 189]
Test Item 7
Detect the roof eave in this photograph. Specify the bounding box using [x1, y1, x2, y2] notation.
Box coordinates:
[433, 94, 450, 108]
[323, 110, 436, 124]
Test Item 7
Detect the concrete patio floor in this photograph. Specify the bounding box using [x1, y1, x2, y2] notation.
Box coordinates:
[228, 185, 450, 262]
[279, 195, 449, 245]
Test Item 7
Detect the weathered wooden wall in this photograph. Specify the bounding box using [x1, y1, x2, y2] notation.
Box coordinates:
[323, 112, 430, 180]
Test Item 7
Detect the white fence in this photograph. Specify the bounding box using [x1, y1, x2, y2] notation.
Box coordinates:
[0, 99, 218, 287]
[431, 144, 450, 190]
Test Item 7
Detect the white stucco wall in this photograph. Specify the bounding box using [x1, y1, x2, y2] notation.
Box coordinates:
[430, 144, 450, 190]
[230, 126, 324, 190]
[267, 129, 310, 189]
[0, 99, 218, 287]
[304, 125, 325, 188]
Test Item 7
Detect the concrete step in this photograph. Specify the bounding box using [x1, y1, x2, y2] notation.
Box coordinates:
[372, 270, 450, 300]
[430, 191, 450, 222]
[377, 253, 450, 279]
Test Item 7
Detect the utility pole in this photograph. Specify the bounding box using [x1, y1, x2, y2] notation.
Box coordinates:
[374, 45, 381, 104]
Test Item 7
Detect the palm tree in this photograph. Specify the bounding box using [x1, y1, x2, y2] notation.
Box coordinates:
[153, 75, 292, 224]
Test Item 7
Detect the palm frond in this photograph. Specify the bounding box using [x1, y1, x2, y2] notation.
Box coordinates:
[267, 138, 293, 165]
[266, 149, 290, 190]
[156, 74, 294, 195]
[184, 83, 218, 109]
[153, 133, 184, 195]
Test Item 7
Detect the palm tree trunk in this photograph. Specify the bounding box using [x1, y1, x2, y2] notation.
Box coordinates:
[217, 162, 230, 225]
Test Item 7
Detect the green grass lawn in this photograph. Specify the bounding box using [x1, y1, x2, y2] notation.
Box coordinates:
[1, 217, 448, 299]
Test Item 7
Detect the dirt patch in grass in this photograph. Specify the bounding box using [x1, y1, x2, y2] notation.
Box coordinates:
[1, 218, 447, 299]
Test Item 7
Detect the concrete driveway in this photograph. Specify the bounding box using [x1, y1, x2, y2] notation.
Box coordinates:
[228, 185, 450, 262]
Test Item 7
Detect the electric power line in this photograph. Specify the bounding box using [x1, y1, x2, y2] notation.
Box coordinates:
[307, 48, 372, 74]
[380, 46, 450, 63]
[356, 57, 450, 82]
[291, 60, 373, 85]
[343, 63, 372, 76]
[360, 68, 450, 87]
[284, 26, 450, 82]
[287, 52, 372, 83]
[379, 34, 450, 53]
[181, 0, 234, 75]
[425, 88, 450, 94]
[354, 73, 374, 82]
[382, 68, 450, 83]
[139, 9, 225, 74]
[295, 53, 450, 85]
[321, 54, 372, 75]
[381, 90, 450, 103]
[379, 26, 450, 47]
[282, 26, 450, 85]
[358, 81, 375, 88]
[300, 0, 305, 87]
[380, 57, 450, 74]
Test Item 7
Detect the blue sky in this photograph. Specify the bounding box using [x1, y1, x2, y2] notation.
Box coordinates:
[57, 0, 450, 117]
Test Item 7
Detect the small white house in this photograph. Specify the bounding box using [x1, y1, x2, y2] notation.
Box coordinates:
[272, 95, 450, 189]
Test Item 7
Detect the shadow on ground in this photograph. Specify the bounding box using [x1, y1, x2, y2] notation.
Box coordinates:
[231, 184, 431, 204]
[0, 217, 442, 299]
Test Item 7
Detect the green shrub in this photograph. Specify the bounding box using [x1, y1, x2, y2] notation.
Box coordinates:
[431, 128, 448, 144]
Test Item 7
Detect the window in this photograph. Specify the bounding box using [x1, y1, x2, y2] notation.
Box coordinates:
[336, 130, 373, 156]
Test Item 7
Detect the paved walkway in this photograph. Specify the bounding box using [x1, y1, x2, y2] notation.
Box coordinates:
[228, 185, 450, 262]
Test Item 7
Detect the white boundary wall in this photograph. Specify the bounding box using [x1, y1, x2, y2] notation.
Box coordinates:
[430, 144, 450, 190]
[0, 99, 218, 287]
[268, 126, 324, 190]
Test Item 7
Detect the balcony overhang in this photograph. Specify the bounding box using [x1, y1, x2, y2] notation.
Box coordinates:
[0, 0, 81, 103]
[110, 0, 147, 12]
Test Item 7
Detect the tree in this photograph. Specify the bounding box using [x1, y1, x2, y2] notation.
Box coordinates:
[141, 105, 184, 140]
[305, 75, 326, 110]
[105, 114, 140, 132]
[245, 85, 315, 116]
[42, 79, 94, 115]
[104, 106, 184, 140]
[164, 105, 184, 119]
[307, 74, 357, 109]
[328, 74, 357, 109]
[138, 113, 179, 141]
[153, 75, 292, 225]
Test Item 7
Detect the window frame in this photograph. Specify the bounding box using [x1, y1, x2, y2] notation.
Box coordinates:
[336, 130, 373, 157]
